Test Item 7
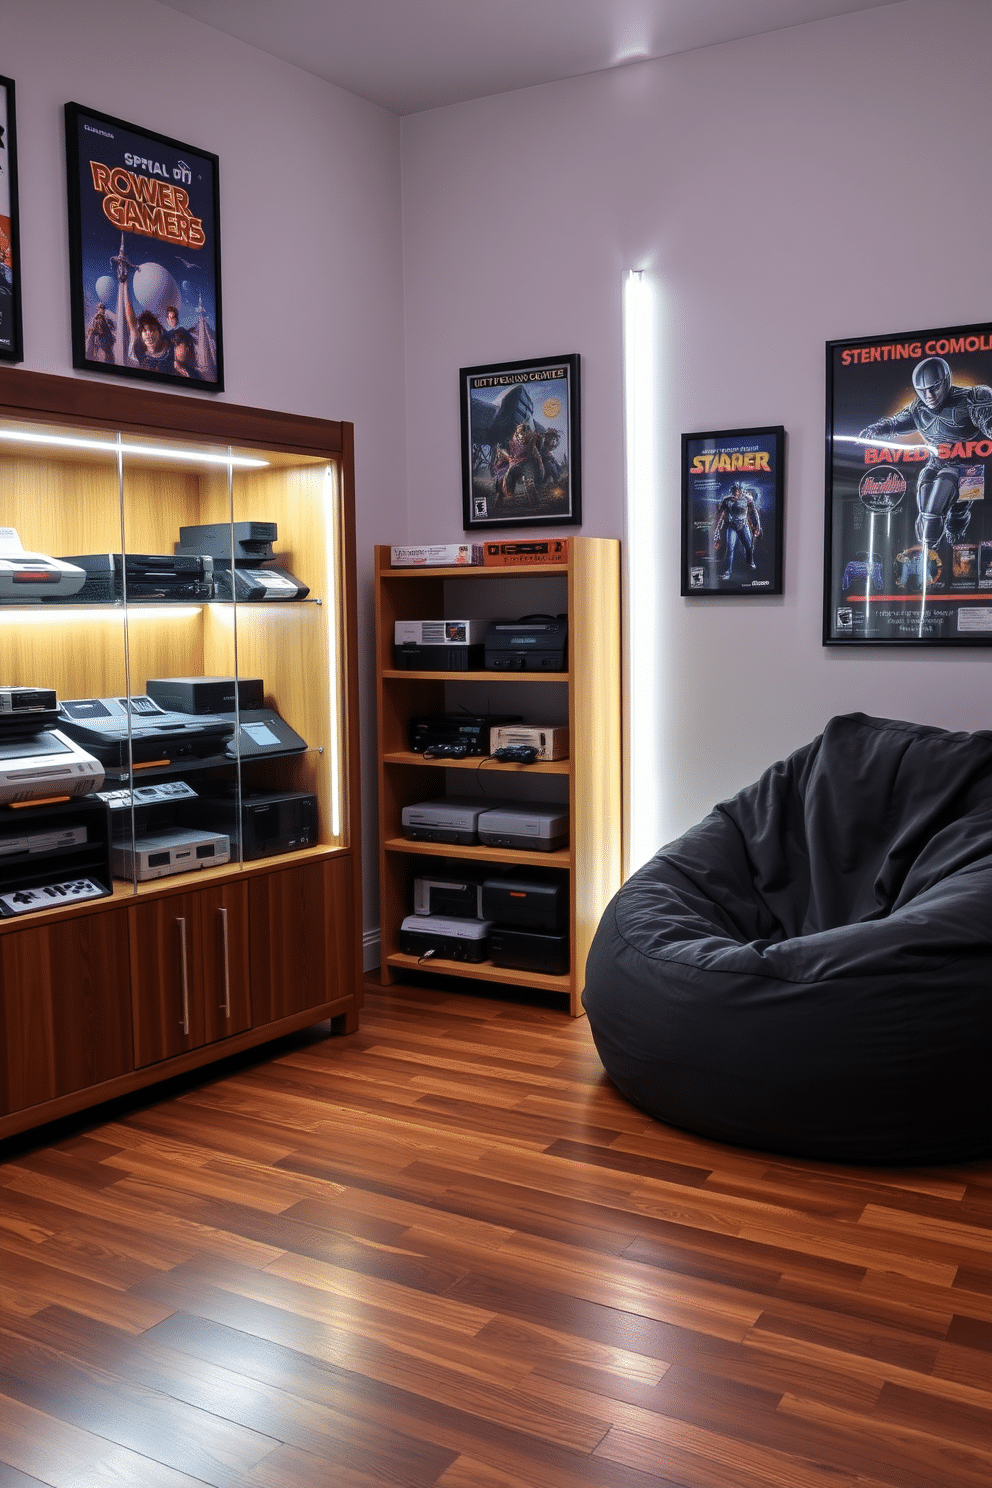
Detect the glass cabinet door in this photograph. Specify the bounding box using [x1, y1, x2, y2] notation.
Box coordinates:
[0, 416, 128, 913]
[229, 449, 348, 858]
[117, 433, 242, 884]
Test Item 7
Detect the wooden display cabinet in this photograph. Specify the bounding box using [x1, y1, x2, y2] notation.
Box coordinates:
[0, 369, 363, 1140]
[374, 540, 621, 1016]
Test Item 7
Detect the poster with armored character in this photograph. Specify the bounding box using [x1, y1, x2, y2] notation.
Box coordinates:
[680, 426, 785, 596]
[825, 322, 992, 644]
[64, 102, 222, 390]
[460, 355, 580, 530]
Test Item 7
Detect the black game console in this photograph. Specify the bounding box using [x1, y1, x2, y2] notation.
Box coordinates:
[481, 873, 567, 932]
[196, 787, 318, 860]
[484, 615, 567, 671]
[409, 712, 522, 755]
[223, 708, 308, 759]
[0, 686, 61, 738]
[490, 927, 570, 976]
[57, 695, 236, 765]
[146, 676, 265, 714]
[176, 521, 278, 563]
[51, 553, 214, 603]
[394, 643, 486, 671]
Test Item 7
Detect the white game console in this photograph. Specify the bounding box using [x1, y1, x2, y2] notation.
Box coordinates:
[477, 804, 569, 852]
[0, 528, 87, 601]
[394, 619, 488, 646]
[401, 796, 510, 846]
[0, 728, 105, 805]
[111, 826, 231, 882]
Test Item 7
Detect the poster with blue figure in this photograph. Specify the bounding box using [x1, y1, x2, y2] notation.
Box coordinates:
[64, 102, 223, 390]
[681, 426, 785, 596]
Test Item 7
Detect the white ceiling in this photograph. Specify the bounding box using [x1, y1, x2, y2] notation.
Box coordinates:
[155, 0, 900, 116]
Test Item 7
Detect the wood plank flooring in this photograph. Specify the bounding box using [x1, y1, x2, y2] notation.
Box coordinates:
[1, 974, 990, 1487]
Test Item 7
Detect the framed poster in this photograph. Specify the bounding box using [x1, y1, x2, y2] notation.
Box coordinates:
[0, 75, 23, 362]
[460, 354, 580, 530]
[680, 426, 785, 595]
[64, 102, 223, 390]
[825, 321, 992, 645]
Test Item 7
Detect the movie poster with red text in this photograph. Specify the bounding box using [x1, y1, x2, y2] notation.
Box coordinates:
[64, 103, 223, 390]
[825, 322, 992, 644]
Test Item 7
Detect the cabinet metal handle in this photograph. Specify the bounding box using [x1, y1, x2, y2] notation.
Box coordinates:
[218, 906, 231, 1019]
[176, 916, 190, 1035]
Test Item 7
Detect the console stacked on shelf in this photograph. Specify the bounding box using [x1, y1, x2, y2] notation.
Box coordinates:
[0, 369, 363, 1140]
[374, 538, 621, 1017]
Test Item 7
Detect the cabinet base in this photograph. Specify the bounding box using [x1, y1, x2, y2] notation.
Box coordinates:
[0, 991, 360, 1143]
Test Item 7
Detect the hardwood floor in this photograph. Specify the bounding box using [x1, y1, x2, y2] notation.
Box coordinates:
[1, 973, 990, 1487]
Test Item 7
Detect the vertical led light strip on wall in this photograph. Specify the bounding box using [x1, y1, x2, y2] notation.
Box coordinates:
[623, 268, 663, 874]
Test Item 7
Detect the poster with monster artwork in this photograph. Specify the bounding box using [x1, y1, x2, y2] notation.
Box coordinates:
[681, 426, 785, 595]
[460, 355, 580, 530]
[64, 102, 223, 390]
[825, 321, 992, 645]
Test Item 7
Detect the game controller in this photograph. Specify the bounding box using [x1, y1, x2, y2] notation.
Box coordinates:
[492, 745, 538, 764]
[422, 742, 470, 759]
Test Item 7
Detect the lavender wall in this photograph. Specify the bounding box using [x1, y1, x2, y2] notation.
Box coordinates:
[400, 0, 992, 853]
[5, 0, 408, 951]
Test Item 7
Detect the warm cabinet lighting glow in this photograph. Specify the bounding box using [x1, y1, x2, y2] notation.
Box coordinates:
[0, 427, 268, 468]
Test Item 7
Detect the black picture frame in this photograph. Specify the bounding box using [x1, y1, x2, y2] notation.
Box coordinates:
[460, 354, 581, 530]
[680, 425, 785, 595]
[825, 321, 992, 645]
[0, 75, 23, 363]
[64, 102, 223, 391]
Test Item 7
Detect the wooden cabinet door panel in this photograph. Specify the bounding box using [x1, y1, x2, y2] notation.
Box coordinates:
[249, 858, 354, 1023]
[198, 881, 251, 1044]
[129, 892, 205, 1068]
[0, 911, 132, 1115]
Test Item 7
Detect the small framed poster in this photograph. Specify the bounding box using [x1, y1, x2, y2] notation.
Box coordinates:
[681, 426, 785, 595]
[0, 75, 23, 363]
[460, 354, 581, 530]
[64, 101, 223, 390]
[825, 321, 992, 645]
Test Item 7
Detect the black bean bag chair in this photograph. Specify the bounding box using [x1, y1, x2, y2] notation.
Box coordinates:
[583, 713, 992, 1164]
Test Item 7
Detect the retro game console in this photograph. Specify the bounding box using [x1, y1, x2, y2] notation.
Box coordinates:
[196, 787, 318, 859]
[401, 797, 508, 845]
[476, 804, 569, 852]
[176, 522, 309, 600]
[111, 826, 230, 882]
[53, 553, 213, 603]
[489, 724, 569, 761]
[57, 695, 236, 766]
[0, 729, 105, 805]
[484, 616, 567, 671]
[399, 913, 492, 962]
[145, 676, 265, 714]
[0, 528, 86, 601]
[489, 927, 570, 975]
[0, 687, 61, 738]
[413, 861, 489, 918]
[480, 873, 567, 931]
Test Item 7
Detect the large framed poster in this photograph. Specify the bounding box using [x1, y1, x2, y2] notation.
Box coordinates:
[64, 102, 223, 390]
[0, 75, 23, 362]
[460, 354, 580, 530]
[680, 426, 785, 595]
[825, 322, 992, 645]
